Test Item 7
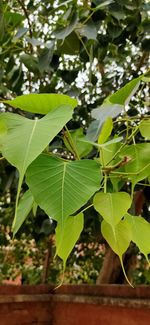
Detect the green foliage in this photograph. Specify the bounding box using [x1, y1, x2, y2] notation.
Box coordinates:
[0, 0, 150, 285]
[0, 103, 73, 229]
[139, 120, 150, 139]
[26, 155, 102, 223]
[13, 190, 34, 237]
[93, 192, 132, 227]
[4, 94, 77, 114]
[125, 214, 150, 262]
[0, 72, 149, 285]
[56, 212, 84, 269]
[101, 218, 132, 285]
[106, 76, 142, 105]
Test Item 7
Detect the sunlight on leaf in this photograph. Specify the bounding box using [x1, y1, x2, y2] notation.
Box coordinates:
[93, 192, 131, 226]
[3, 93, 77, 114]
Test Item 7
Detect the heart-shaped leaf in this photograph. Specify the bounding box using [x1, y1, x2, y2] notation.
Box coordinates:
[56, 212, 84, 269]
[26, 155, 102, 225]
[125, 213, 150, 263]
[0, 104, 73, 227]
[101, 219, 132, 286]
[93, 192, 131, 226]
[139, 120, 150, 139]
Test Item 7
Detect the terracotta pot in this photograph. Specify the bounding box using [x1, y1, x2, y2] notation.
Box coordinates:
[0, 284, 150, 325]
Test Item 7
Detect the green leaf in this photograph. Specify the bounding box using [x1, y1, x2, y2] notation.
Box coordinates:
[54, 13, 77, 40]
[5, 12, 24, 26]
[13, 27, 28, 40]
[20, 54, 39, 73]
[77, 21, 97, 40]
[93, 0, 114, 10]
[56, 212, 84, 268]
[3, 93, 77, 114]
[119, 143, 150, 186]
[139, 120, 150, 139]
[125, 214, 150, 262]
[88, 104, 123, 141]
[13, 190, 34, 236]
[26, 155, 102, 225]
[63, 128, 92, 158]
[58, 31, 80, 55]
[98, 117, 113, 144]
[93, 192, 131, 226]
[91, 104, 123, 121]
[0, 104, 73, 227]
[101, 219, 132, 286]
[99, 141, 122, 166]
[38, 46, 54, 73]
[106, 76, 142, 106]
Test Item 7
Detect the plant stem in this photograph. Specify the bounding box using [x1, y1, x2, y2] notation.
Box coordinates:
[64, 126, 80, 160]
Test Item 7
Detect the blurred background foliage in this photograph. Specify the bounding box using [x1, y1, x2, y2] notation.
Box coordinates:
[0, 0, 150, 285]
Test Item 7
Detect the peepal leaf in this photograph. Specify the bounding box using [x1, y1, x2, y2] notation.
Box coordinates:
[139, 120, 150, 139]
[101, 219, 132, 286]
[0, 104, 73, 227]
[106, 76, 142, 106]
[119, 143, 150, 186]
[98, 117, 113, 144]
[13, 190, 34, 236]
[93, 192, 131, 227]
[125, 214, 150, 262]
[87, 104, 123, 141]
[56, 212, 84, 268]
[3, 93, 77, 114]
[26, 155, 102, 225]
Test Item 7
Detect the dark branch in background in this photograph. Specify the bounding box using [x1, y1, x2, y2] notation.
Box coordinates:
[17, 0, 33, 92]
[136, 52, 148, 73]
[17, 0, 33, 40]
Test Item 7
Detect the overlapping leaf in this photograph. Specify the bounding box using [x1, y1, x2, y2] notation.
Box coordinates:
[56, 212, 84, 268]
[125, 214, 150, 262]
[93, 192, 131, 227]
[3, 93, 77, 114]
[139, 120, 150, 139]
[87, 104, 123, 141]
[63, 128, 92, 158]
[13, 190, 34, 236]
[0, 104, 73, 226]
[119, 143, 150, 186]
[98, 117, 113, 144]
[26, 155, 102, 224]
[106, 75, 142, 106]
[101, 219, 132, 285]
